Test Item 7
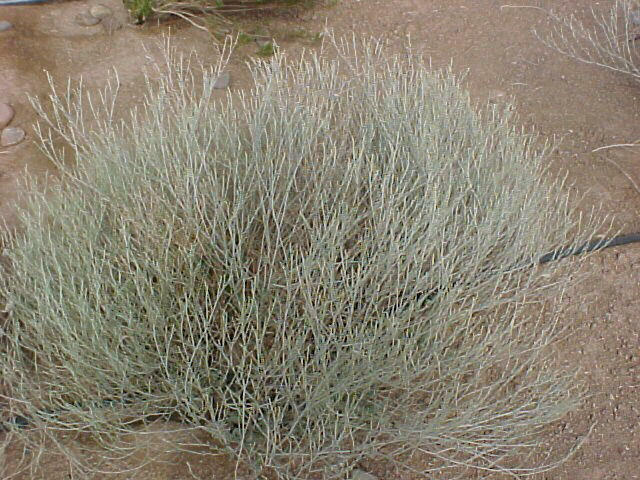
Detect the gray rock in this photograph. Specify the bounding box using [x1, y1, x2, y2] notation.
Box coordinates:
[0, 103, 14, 130]
[89, 4, 112, 20]
[0, 127, 25, 147]
[213, 71, 230, 89]
[0, 21, 12, 32]
[75, 12, 101, 27]
[350, 469, 378, 480]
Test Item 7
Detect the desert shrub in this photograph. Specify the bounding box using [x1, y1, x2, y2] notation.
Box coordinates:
[124, 0, 319, 29]
[0, 33, 605, 479]
[538, 0, 640, 83]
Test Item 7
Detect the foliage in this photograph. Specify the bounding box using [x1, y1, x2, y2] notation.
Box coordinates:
[538, 0, 640, 83]
[123, 0, 323, 29]
[0, 33, 605, 479]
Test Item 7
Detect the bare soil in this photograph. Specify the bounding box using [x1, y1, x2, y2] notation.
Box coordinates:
[1, 0, 639, 479]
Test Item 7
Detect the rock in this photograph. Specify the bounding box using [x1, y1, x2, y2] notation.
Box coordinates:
[0, 127, 25, 147]
[213, 71, 230, 89]
[89, 4, 113, 20]
[75, 12, 101, 27]
[0, 21, 12, 32]
[351, 470, 378, 480]
[0, 103, 15, 130]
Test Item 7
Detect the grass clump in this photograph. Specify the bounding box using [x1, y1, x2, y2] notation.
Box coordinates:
[125, 0, 322, 30]
[0, 33, 605, 479]
[256, 40, 278, 56]
[124, 0, 154, 23]
[537, 0, 640, 83]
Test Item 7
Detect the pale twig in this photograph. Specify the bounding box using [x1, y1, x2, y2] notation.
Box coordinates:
[603, 157, 640, 196]
[500, 5, 547, 13]
[592, 142, 640, 152]
[153, 8, 212, 33]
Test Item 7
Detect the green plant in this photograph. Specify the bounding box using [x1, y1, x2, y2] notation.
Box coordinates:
[236, 31, 254, 45]
[124, 0, 154, 23]
[537, 0, 640, 82]
[0, 33, 605, 479]
[256, 40, 277, 56]
[126, 0, 321, 32]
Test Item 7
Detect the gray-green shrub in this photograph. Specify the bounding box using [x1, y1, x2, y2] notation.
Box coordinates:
[537, 0, 640, 83]
[0, 34, 605, 479]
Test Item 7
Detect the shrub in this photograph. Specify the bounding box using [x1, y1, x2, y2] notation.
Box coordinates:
[124, 0, 319, 29]
[537, 0, 640, 83]
[0, 33, 605, 479]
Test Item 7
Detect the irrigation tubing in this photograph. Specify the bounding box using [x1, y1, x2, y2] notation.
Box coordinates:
[0, 0, 52, 6]
[538, 232, 640, 264]
[2, 231, 640, 433]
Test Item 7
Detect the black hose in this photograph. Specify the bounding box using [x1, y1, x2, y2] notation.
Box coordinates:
[0, 0, 52, 5]
[538, 232, 640, 264]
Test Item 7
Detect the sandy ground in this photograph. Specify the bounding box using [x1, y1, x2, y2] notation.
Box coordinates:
[1, 0, 639, 478]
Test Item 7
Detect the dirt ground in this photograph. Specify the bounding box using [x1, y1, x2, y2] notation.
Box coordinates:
[1, 0, 640, 478]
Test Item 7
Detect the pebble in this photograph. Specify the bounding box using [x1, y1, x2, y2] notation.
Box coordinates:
[0, 20, 12, 32]
[74, 12, 101, 27]
[0, 103, 14, 130]
[351, 470, 377, 480]
[89, 4, 113, 20]
[0, 127, 25, 147]
[213, 71, 230, 89]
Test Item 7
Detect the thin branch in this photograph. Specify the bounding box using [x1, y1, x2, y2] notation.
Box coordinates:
[500, 5, 547, 13]
[592, 142, 640, 152]
[603, 156, 640, 196]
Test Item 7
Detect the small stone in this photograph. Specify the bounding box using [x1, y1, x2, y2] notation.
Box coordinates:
[213, 71, 230, 89]
[75, 12, 101, 27]
[89, 4, 113, 19]
[0, 127, 26, 147]
[0, 21, 12, 32]
[0, 103, 15, 130]
[351, 470, 378, 480]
